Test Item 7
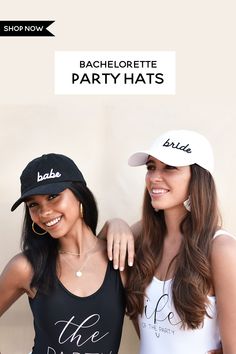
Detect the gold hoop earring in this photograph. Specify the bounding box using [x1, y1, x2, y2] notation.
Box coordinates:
[32, 222, 47, 236]
[80, 203, 84, 218]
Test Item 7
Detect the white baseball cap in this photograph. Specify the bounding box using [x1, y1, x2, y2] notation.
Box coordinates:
[128, 130, 214, 174]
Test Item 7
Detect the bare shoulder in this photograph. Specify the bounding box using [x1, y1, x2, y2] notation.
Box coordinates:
[211, 232, 236, 271]
[0, 253, 34, 316]
[212, 232, 236, 253]
[210, 232, 236, 299]
[4, 253, 32, 273]
[211, 232, 236, 349]
[1, 253, 33, 290]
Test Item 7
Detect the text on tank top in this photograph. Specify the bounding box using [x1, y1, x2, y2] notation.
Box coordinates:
[138, 229, 235, 354]
[29, 261, 126, 354]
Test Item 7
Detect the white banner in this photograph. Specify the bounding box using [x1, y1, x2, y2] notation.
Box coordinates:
[54, 51, 176, 95]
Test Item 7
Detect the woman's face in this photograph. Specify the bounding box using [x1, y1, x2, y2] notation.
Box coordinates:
[145, 157, 191, 213]
[26, 189, 81, 239]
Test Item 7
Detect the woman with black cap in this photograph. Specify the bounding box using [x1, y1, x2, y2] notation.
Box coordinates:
[105, 130, 235, 353]
[0, 153, 126, 354]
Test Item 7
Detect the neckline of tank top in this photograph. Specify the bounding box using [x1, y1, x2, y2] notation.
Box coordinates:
[56, 261, 120, 300]
[152, 230, 235, 284]
[153, 276, 172, 283]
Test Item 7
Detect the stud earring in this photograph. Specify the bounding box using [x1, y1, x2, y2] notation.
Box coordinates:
[183, 196, 191, 212]
[32, 222, 47, 236]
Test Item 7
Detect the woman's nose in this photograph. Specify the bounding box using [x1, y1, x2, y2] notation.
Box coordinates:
[150, 170, 163, 182]
[39, 204, 52, 217]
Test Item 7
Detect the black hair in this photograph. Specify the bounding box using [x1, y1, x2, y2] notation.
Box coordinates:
[21, 182, 98, 293]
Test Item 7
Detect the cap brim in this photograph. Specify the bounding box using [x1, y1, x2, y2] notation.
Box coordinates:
[128, 150, 197, 168]
[128, 130, 215, 173]
[11, 181, 73, 211]
[128, 151, 150, 166]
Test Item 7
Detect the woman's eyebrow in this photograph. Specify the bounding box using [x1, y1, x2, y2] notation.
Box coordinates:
[146, 159, 155, 165]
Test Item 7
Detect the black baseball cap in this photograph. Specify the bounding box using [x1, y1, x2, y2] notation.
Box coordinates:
[11, 153, 86, 211]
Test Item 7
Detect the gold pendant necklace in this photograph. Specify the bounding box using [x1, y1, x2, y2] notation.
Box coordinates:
[59, 237, 98, 278]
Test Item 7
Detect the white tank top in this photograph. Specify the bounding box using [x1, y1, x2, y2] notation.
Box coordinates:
[138, 229, 236, 354]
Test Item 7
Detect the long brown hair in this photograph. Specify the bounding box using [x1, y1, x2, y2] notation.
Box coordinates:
[126, 164, 220, 329]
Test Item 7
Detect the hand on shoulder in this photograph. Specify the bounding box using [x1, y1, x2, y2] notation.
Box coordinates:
[99, 218, 138, 271]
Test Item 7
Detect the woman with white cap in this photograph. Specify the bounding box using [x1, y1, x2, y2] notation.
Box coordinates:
[0, 153, 126, 354]
[105, 130, 235, 353]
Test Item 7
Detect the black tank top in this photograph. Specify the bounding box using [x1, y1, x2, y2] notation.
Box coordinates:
[29, 262, 126, 354]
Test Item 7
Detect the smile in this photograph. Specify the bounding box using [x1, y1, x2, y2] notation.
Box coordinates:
[45, 217, 61, 227]
[151, 188, 169, 195]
